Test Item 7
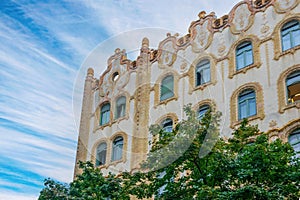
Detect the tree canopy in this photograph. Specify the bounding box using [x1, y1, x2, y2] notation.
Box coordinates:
[39, 105, 300, 200]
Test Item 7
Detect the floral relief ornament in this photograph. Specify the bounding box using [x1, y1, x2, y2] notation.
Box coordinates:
[260, 13, 270, 35]
[191, 21, 211, 52]
[232, 4, 251, 32]
[275, 0, 297, 11]
[160, 41, 176, 66]
[198, 26, 207, 46]
[217, 34, 226, 56]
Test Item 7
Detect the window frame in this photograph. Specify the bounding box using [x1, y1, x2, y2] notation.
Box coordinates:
[111, 136, 124, 162]
[198, 104, 210, 120]
[115, 96, 126, 119]
[195, 59, 211, 86]
[288, 128, 300, 156]
[281, 20, 300, 52]
[236, 41, 254, 70]
[238, 89, 257, 120]
[95, 142, 107, 166]
[231, 83, 264, 128]
[286, 70, 300, 104]
[161, 118, 173, 133]
[100, 102, 111, 125]
[160, 75, 174, 101]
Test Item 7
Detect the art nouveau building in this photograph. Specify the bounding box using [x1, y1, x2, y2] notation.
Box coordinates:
[74, 0, 300, 176]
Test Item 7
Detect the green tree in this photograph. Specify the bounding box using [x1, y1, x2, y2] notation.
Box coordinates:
[69, 161, 129, 200]
[124, 105, 300, 199]
[39, 161, 130, 200]
[38, 178, 69, 200]
[39, 105, 300, 199]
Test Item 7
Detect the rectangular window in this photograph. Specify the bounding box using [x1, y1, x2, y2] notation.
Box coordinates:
[160, 75, 174, 101]
[196, 60, 210, 86]
[100, 103, 110, 125]
[236, 42, 253, 70]
[238, 90, 256, 120]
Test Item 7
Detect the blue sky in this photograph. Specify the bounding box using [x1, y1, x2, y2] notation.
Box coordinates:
[0, 0, 240, 199]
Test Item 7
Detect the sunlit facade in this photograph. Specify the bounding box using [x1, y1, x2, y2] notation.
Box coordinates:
[74, 0, 300, 176]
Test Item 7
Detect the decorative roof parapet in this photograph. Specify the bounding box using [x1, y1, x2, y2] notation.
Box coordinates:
[95, 0, 297, 80]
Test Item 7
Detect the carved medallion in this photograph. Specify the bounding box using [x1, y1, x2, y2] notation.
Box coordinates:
[191, 21, 212, 52]
[260, 12, 270, 36]
[217, 33, 226, 56]
[230, 3, 253, 34]
[274, 0, 298, 12]
[158, 39, 177, 66]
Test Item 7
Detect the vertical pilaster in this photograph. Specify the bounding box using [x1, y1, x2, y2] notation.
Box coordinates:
[130, 38, 151, 170]
[74, 68, 94, 178]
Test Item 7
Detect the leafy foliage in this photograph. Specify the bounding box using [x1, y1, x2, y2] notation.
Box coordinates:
[38, 178, 69, 200]
[39, 162, 129, 200]
[39, 105, 300, 199]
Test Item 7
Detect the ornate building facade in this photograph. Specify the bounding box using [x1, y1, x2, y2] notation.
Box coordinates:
[74, 0, 300, 176]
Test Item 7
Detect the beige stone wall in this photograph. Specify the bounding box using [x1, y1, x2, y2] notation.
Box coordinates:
[75, 0, 300, 177]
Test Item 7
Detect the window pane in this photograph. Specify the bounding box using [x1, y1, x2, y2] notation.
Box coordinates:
[102, 111, 110, 125]
[196, 72, 201, 86]
[282, 35, 291, 51]
[292, 29, 300, 47]
[116, 97, 126, 119]
[289, 129, 300, 154]
[100, 103, 110, 125]
[238, 90, 256, 120]
[203, 67, 211, 83]
[245, 50, 253, 66]
[96, 143, 107, 166]
[293, 143, 300, 153]
[286, 71, 300, 103]
[198, 105, 210, 120]
[236, 42, 252, 70]
[281, 20, 300, 51]
[112, 137, 123, 161]
[286, 71, 300, 86]
[160, 76, 174, 101]
[239, 102, 247, 119]
[162, 118, 173, 132]
[117, 96, 126, 106]
[289, 135, 299, 145]
[236, 54, 244, 70]
[196, 60, 210, 86]
[249, 98, 257, 116]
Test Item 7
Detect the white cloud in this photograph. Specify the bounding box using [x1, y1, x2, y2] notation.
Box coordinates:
[77, 0, 241, 36]
[0, 0, 243, 198]
[0, 192, 38, 200]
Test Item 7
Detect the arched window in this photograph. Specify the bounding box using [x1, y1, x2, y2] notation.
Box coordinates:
[96, 142, 107, 166]
[162, 118, 173, 132]
[236, 41, 253, 70]
[289, 128, 300, 155]
[115, 96, 126, 119]
[100, 103, 110, 125]
[160, 75, 174, 101]
[286, 71, 300, 103]
[281, 20, 300, 51]
[196, 59, 210, 86]
[112, 136, 123, 161]
[238, 89, 256, 120]
[198, 105, 210, 120]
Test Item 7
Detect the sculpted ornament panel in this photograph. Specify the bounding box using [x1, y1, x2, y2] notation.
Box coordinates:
[231, 3, 253, 34]
[158, 36, 177, 67]
[98, 49, 131, 99]
[191, 20, 212, 52]
[260, 12, 270, 37]
[217, 33, 227, 56]
[100, 76, 113, 98]
[274, 0, 299, 13]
